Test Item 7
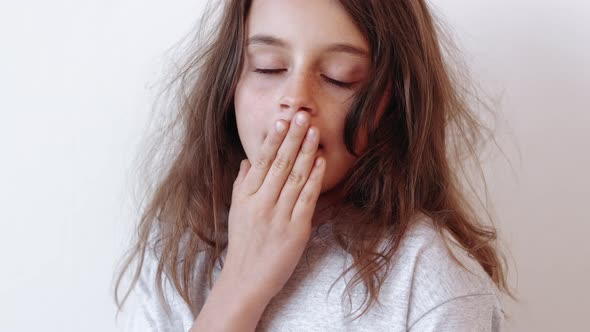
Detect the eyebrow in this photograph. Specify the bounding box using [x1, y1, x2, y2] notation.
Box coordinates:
[247, 34, 369, 58]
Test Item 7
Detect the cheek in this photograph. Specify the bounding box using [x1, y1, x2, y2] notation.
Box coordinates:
[236, 70, 274, 98]
[234, 79, 272, 158]
[235, 73, 275, 117]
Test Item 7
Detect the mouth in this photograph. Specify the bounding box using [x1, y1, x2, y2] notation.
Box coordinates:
[262, 133, 324, 151]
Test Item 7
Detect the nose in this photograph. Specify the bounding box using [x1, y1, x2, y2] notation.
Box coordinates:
[278, 72, 317, 117]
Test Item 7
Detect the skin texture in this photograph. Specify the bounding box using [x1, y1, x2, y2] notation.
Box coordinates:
[234, 0, 384, 197]
[192, 1, 389, 330]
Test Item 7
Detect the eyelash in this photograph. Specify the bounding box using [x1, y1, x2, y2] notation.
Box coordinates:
[253, 68, 355, 90]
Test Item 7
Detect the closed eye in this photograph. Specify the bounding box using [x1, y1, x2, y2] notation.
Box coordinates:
[253, 68, 355, 90]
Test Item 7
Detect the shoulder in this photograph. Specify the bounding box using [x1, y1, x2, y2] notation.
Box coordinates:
[388, 213, 506, 330]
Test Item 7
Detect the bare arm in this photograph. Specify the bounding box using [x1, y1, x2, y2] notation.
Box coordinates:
[189, 271, 272, 332]
[190, 112, 325, 331]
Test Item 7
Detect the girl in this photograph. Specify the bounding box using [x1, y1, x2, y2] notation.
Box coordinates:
[114, 0, 517, 331]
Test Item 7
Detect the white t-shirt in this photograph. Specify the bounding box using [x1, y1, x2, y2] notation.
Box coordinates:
[118, 215, 506, 331]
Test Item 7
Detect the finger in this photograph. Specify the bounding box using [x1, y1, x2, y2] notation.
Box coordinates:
[290, 156, 326, 223]
[241, 120, 288, 195]
[259, 112, 310, 202]
[275, 126, 320, 217]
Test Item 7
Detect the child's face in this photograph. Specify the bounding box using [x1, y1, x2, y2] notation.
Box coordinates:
[234, 0, 388, 193]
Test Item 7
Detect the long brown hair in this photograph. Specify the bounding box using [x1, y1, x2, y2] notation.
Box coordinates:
[114, 0, 517, 322]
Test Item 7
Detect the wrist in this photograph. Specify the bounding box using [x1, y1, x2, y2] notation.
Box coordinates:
[191, 271, 272, 332]
[211, 270, 272, 323]
[215, 269, 274, 309]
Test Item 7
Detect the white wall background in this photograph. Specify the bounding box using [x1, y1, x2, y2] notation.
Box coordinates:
[0, 1, 587, 331]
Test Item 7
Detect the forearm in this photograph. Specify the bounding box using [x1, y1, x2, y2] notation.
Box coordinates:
[189, 272, 271, 332]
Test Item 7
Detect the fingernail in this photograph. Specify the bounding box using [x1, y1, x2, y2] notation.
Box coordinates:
[295, 113, 307, 126]
[275, 120, 286, 133]
[306, 128, 316, 140]
[315, 157, 323, 168]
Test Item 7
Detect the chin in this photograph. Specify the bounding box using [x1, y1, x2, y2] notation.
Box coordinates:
[319, 174, 342, 194]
